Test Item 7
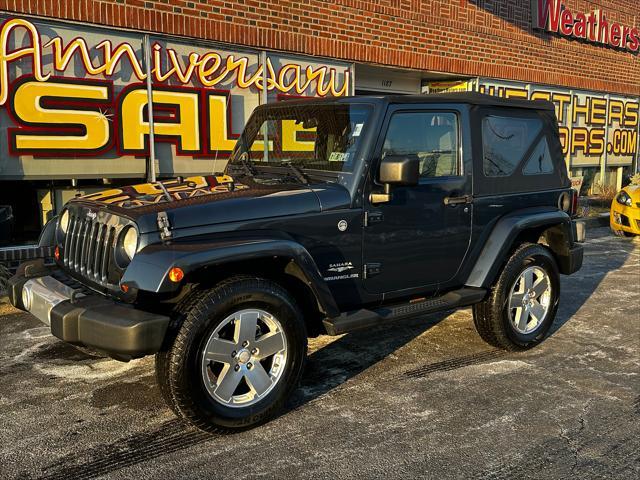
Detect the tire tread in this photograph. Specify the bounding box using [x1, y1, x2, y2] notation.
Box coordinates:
[155, 275, 306, 433]
[473, 242, 559, 351]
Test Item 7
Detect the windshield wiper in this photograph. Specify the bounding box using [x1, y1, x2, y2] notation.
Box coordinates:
[228, 152, 257, 177]
[283, 162, 309, 185]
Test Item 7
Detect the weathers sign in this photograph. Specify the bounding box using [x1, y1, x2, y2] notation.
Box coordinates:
[531, 0, 639, 53]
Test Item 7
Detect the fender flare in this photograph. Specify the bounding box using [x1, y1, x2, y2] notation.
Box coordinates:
[121, 237, 340, 317]
[38, 215, 58, 247]
[465, 208, 575, 288]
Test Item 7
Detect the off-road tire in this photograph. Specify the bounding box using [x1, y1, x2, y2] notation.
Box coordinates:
[0, 263, 11, 300]
[473, 243, 560, 351]
[155, 276, 307, 432]
[155, 287, 208, 418]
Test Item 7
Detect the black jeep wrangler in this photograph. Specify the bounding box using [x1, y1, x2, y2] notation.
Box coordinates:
[9, 92, 584, 431]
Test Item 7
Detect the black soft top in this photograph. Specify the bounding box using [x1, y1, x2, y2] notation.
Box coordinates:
[265, 91, 554, 111]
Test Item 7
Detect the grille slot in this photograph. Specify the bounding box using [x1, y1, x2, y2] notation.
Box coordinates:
[62, 213, 118, 287]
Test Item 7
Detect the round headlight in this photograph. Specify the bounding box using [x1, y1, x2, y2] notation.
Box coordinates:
[59, 209, 69, 234]
[121, 227, 138, 260]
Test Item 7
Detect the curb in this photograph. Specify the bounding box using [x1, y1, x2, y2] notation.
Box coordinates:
[579, 213, 610, 228]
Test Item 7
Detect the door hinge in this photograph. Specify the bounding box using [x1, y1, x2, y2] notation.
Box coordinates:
[364, 211, 384, 226]
[364, 263, 382, 279]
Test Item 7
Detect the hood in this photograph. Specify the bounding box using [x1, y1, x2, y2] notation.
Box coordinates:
[624, 185, 640, 203]
[78, 175, 250, 210]
[73, 175, 323, 233]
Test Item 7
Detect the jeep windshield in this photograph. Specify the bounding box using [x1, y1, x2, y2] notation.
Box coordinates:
[227, 102, 372, 185]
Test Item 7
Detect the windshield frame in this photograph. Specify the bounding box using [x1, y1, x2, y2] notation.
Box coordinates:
[227, 99, 381, 200]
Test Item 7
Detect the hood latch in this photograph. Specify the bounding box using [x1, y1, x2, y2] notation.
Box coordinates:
[157, 211, 172, 240]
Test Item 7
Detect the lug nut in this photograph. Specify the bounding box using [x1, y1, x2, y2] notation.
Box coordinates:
[242, 341, 249, 347]
[247, 362, 253, 369]
[231, 350, 237, 358]
[234, 364, 240, 372]
[251, 348, 257, 355]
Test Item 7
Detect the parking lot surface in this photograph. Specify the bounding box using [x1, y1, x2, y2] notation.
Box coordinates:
[0, 227, 638, 479]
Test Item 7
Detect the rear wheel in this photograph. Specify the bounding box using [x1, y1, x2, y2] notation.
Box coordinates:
[473, 243, 560, 351]
[155, 276, 307, 432]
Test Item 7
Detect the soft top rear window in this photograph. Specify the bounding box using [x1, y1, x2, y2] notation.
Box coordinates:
[482, 115, 543, 177]
[473, 107, 569, 196]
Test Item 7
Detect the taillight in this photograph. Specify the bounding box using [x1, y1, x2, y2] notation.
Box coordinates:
[570, 188, 578, 217]
[559, 189, 579, 217]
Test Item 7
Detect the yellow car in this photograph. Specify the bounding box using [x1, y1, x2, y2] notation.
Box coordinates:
[610, 185, 640, 237]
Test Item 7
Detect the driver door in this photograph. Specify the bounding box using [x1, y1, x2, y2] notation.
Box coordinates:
[362, 105, 472, 294]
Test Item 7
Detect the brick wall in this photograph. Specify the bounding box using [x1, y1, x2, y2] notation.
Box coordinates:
[0, 0, 638, 96]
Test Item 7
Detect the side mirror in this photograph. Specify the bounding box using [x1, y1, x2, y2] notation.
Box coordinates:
[371, 154, 420, 203]
[379, 154, 420, 185]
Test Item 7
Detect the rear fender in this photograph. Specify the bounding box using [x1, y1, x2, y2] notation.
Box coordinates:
[466, 208, 576, 288]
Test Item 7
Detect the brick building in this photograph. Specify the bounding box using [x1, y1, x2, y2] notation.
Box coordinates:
[0, 0, 638, 243]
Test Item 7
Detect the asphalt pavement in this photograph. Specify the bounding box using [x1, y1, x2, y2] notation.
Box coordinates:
[0, 227, 638, 479]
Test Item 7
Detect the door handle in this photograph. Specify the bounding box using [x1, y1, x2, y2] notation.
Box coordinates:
[443, 194, 472, 206]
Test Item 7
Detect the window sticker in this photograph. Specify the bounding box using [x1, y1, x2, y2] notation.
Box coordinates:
[352, 123, 364, 137]
[329, 152, 350, 162]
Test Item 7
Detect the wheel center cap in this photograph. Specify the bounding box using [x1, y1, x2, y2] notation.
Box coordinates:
[237, 349, 251, 364]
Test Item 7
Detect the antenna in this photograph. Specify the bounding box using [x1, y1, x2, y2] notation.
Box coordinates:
[143, 34, 157, 183]
[261, 51, 269, 163]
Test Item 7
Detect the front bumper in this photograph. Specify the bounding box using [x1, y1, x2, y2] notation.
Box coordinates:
[8, 261, 170, 361]
[610, 204, 640, 235]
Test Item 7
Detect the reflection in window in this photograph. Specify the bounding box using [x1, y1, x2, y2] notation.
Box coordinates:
[382, 112, 459, 177]
[231, 104, 372, 173]
[523, 138, 554, 175]
[482, 116, 543, 177]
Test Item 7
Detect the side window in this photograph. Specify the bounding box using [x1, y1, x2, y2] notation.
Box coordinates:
[482, 115, 543, 177]
[522, 137, 554, 175]
[382, 112, 459, 178]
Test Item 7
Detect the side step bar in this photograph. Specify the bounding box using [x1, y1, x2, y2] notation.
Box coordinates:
[323, 287, 487, 336]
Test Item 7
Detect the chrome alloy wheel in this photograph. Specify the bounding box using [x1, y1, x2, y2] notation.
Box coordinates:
[201, 309, 287, 408]
[508, 266, 552, 334]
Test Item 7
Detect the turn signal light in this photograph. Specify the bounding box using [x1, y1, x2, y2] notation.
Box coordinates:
[54, 246, 60, 261]
[120, 283, 129, 293]
[168, 267, 184, 283]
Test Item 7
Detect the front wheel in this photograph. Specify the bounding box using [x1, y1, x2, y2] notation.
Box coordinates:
[156, 276, 307, 432]
[473, 243, 560, 351]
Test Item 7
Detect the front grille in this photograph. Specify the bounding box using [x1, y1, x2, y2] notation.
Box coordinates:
[619, 214, 631, 227]
[63, 213, 117, 286]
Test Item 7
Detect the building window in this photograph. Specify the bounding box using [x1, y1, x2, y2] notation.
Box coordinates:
[382, 112, 459, 177]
